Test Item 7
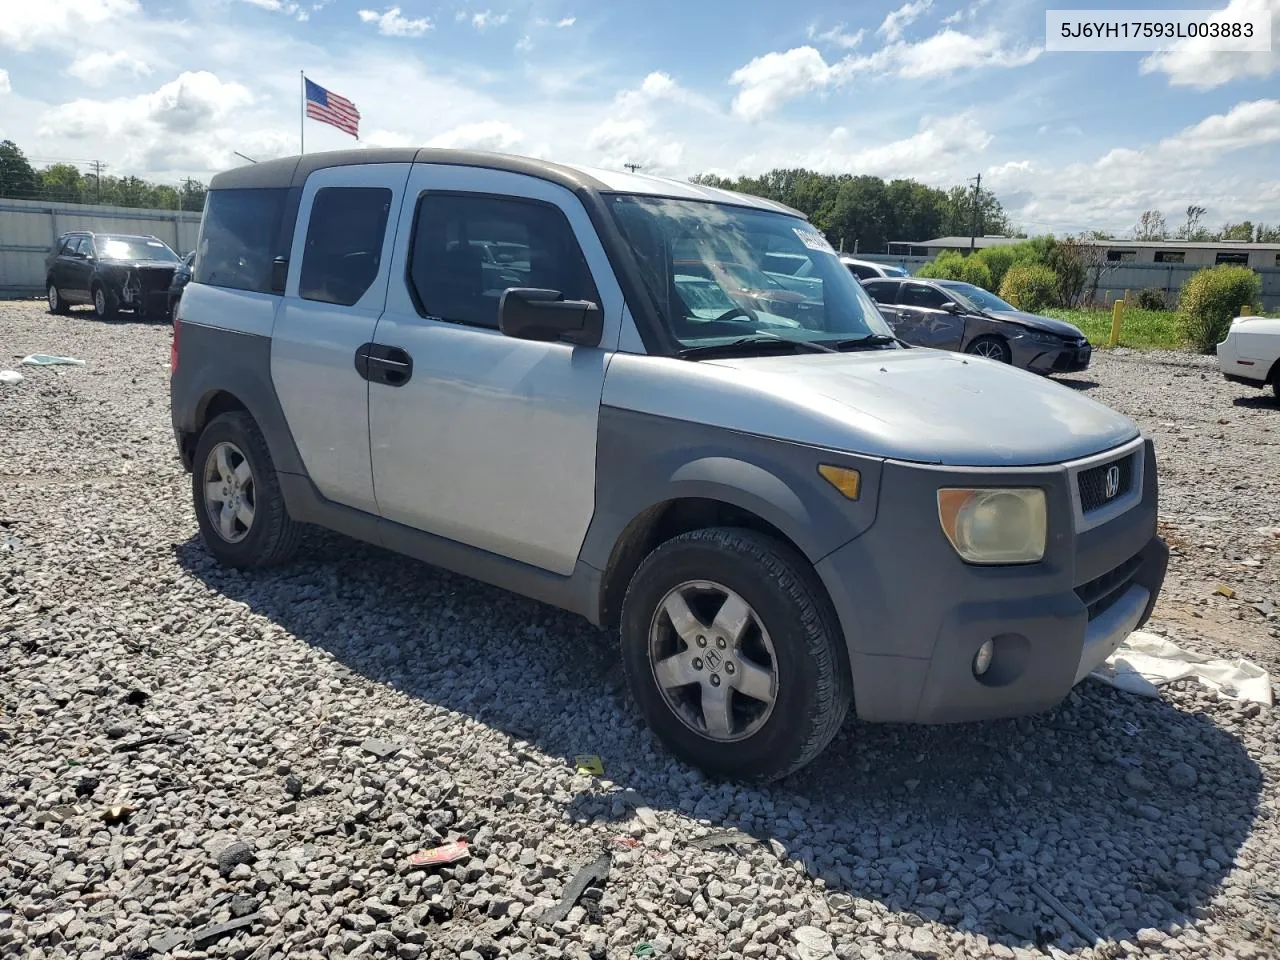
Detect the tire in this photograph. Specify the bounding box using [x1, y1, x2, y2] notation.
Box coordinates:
[965, 335, 1012, 364]
[47, 281, 70, 315]
[619, 527, 851, 782]
[91, 284, 118, 321]
[191, 411, 302, 568]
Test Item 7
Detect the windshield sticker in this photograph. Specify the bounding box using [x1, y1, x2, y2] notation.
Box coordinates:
[793, 227, 835, 254]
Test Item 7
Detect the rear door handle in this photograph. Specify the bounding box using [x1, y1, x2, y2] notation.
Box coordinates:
[355, 343, 414, 387]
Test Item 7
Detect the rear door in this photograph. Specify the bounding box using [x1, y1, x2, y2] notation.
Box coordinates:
[897, 281, 966, 349]
[367, 163, 624, 576]
[269, 163, 411, 514]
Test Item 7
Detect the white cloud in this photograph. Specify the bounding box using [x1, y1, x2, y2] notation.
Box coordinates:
[427, 120, 523, 151]
[1157, 99, 1280, 157]
[0, 69, 9, 95]
[586, 117, 683, 172]
[0, 0, 139, 51]
[41, 71, 254, 140]
[236, 0, 310, 21]
[472, 10, 509, 30]
[806, 23, 866, 49]
[834, 112, 990, 177]
[363, 129, 416, 148]
[358, 7, 433, 36]
[67, 50, 153, 85]
[851, 28, 1041, 79]
[1140, 0, 1280, 88]
[729, 47, 854, 122]
[879, 0, 932, 42]
[515, 35, 533, 52]
[556, 17, 576, 28]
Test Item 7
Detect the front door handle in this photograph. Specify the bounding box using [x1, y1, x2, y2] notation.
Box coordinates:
[354, 343, 414, 386]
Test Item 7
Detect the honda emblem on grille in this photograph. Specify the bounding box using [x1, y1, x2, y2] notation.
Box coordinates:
[1104, 464, 1121, 499]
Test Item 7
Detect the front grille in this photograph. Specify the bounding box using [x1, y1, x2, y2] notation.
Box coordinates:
[1075, 553, 1143, 620]
[138, 267, 174, 293]
[1078, 454, 1134, 512]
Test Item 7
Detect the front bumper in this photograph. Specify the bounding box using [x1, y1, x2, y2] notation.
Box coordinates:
[815, 437, 1166, 724]
[1018, 337, 1092, 374]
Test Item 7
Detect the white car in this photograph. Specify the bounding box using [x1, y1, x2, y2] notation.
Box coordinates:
[1217, 315, 1280, 402]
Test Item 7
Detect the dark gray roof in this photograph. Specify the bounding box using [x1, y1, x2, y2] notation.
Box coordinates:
[208, 148, 804, 217]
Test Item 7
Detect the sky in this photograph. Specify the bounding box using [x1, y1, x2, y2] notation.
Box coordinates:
[1, 0, 1278, 237]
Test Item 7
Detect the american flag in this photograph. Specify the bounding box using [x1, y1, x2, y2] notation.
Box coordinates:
[304, 77, 360, 139]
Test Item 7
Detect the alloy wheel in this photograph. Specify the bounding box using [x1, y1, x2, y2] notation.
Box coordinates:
[202, 441, 256, 543]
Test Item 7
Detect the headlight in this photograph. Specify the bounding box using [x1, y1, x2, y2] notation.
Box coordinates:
[937, 488, 1046, 564]
[1022, 328, 1063, 346]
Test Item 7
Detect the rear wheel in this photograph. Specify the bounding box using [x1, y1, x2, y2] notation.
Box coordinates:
[619, 527, 850, 782]
[192, 412, 301, 568]
[47, 282, 69, 315]
[92, 284, 118, 321]
[965, 335, 1012, 364]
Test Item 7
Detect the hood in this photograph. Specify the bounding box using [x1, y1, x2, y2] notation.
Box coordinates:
[102, 258, 178, 270]
[704, 347, 1138, 465]
[981, 310, 1085, 339]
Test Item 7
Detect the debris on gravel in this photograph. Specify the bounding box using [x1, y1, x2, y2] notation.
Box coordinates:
[2, 302, 1278, 959]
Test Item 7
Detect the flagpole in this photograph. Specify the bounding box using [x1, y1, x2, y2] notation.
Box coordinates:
[299, 70, 305, 155]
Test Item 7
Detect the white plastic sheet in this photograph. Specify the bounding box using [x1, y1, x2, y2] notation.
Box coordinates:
[1091, 631, 1273, 705]
[0, 370, 22, 385]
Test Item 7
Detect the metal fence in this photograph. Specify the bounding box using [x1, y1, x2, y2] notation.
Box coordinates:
[0, 198, 202, 299]
[854, 253, 1280, 311]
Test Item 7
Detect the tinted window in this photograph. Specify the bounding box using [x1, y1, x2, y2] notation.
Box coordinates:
[298, 187, 392, 306]
[901, 283, 952, 310]
[848, 263, 878, 280]
[1154, 250, 1184, 263]
[68, 237, 88, 257]
[409, 193, 598, 329]
[864, 280, 899, 304]
[194, 188, 289, 293]
[1215, 251, 1249, 265]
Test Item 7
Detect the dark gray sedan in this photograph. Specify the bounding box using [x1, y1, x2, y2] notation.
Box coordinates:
[862, 277, 1092, 374]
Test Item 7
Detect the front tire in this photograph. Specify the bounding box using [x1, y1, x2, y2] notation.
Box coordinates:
[47, 282, 70, 315]
[192, 411, 301, 568]
[92, 284, 118, 321]
[965, 335, 1012, 364]
[619, 527, 851, 782]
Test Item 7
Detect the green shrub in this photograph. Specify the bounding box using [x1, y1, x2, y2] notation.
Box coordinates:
[1136, 287, 1166, 311]
[999, 264, 1059, 312]
[1177, 266, 1262, 353]
[973, 246, 1018, 290]
[917, 250, 993, 289]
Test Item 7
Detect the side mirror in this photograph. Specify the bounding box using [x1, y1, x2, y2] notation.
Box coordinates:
[270, 257, 288, 295]
[499, 288, 602, 347]
[941, 301, 960, 313]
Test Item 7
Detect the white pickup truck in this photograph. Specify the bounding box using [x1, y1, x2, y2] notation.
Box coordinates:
[1217, 315, 1280, 403]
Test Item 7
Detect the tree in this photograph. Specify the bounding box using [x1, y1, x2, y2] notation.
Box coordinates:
[0, 140, 40, 199]
[39, 163, 87, 203]
[1177, 204, 1211, 241]
[1133, 210, 1166, 241]
[1220, 220, 1254, 242]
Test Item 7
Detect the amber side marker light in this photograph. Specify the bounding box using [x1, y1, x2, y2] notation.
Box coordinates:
[817, 464, 861, 500]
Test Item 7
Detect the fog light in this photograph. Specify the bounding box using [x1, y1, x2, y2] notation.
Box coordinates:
[973, 640, 995, 677]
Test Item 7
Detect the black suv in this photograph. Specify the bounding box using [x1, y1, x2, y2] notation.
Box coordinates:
[45, 232, 183, 321]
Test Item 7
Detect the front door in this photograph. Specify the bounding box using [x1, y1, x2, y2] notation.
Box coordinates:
[896, 281, 966, 350]
[65, 237, 95, 302]
[368, 164, 625, 576]
[269, 163, 411, 513]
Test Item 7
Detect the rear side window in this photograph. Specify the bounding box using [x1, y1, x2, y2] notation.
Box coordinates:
[408, 192, 598, 330]
[864, 280, 899, 304]
[194, 188, 288, 293]
[847, 263, 878, 280]
[299, 187, 392, 306]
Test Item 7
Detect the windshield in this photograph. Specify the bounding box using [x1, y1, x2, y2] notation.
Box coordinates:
[96, 236, 179, 262]
[942, 282, 1015, 312]
[607, 196, 893, 350]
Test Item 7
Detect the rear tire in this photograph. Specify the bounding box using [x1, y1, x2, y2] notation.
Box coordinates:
[965, 335, 1012, 364]
[47, 282, 70, 315]
[92, 284, 118, 321]
[192, 411, 302, 568]
[619, 527, 851, 782]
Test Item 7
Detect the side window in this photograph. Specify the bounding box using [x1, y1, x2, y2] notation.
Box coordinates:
[72, 237, 90, 257]
[848, 263, 877, 280]
[194, 187, 288, 293]
[298, 187, 392, 306]
[408, 192, 599, 330]
[901, 283, 952, 310]
[864, 281, 899, 305]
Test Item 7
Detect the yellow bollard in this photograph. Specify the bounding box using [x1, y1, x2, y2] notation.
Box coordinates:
[1241, 304, 1253, 316]
[1109, 298, 1125, 347]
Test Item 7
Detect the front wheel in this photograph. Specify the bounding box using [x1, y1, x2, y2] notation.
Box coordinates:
[192, 411, 301, 568]
[92, 284, 118, 321]
[47, 282, 70, 315]
[965, 335, 1012, 364]
[619, 527, 851, 782]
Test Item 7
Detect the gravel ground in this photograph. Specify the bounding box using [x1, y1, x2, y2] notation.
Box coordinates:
[2, 300, 1278, 960]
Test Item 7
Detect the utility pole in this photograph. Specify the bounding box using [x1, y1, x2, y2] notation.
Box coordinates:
[90, 160, 107, 204]
[181, 177, 198, 212]
[968, 173, 982, 254]
[623, 162, 643, 173]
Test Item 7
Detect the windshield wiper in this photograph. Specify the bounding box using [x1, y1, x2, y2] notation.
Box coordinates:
[827, 333, 909, 351]
[678, 333, 837, 360]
